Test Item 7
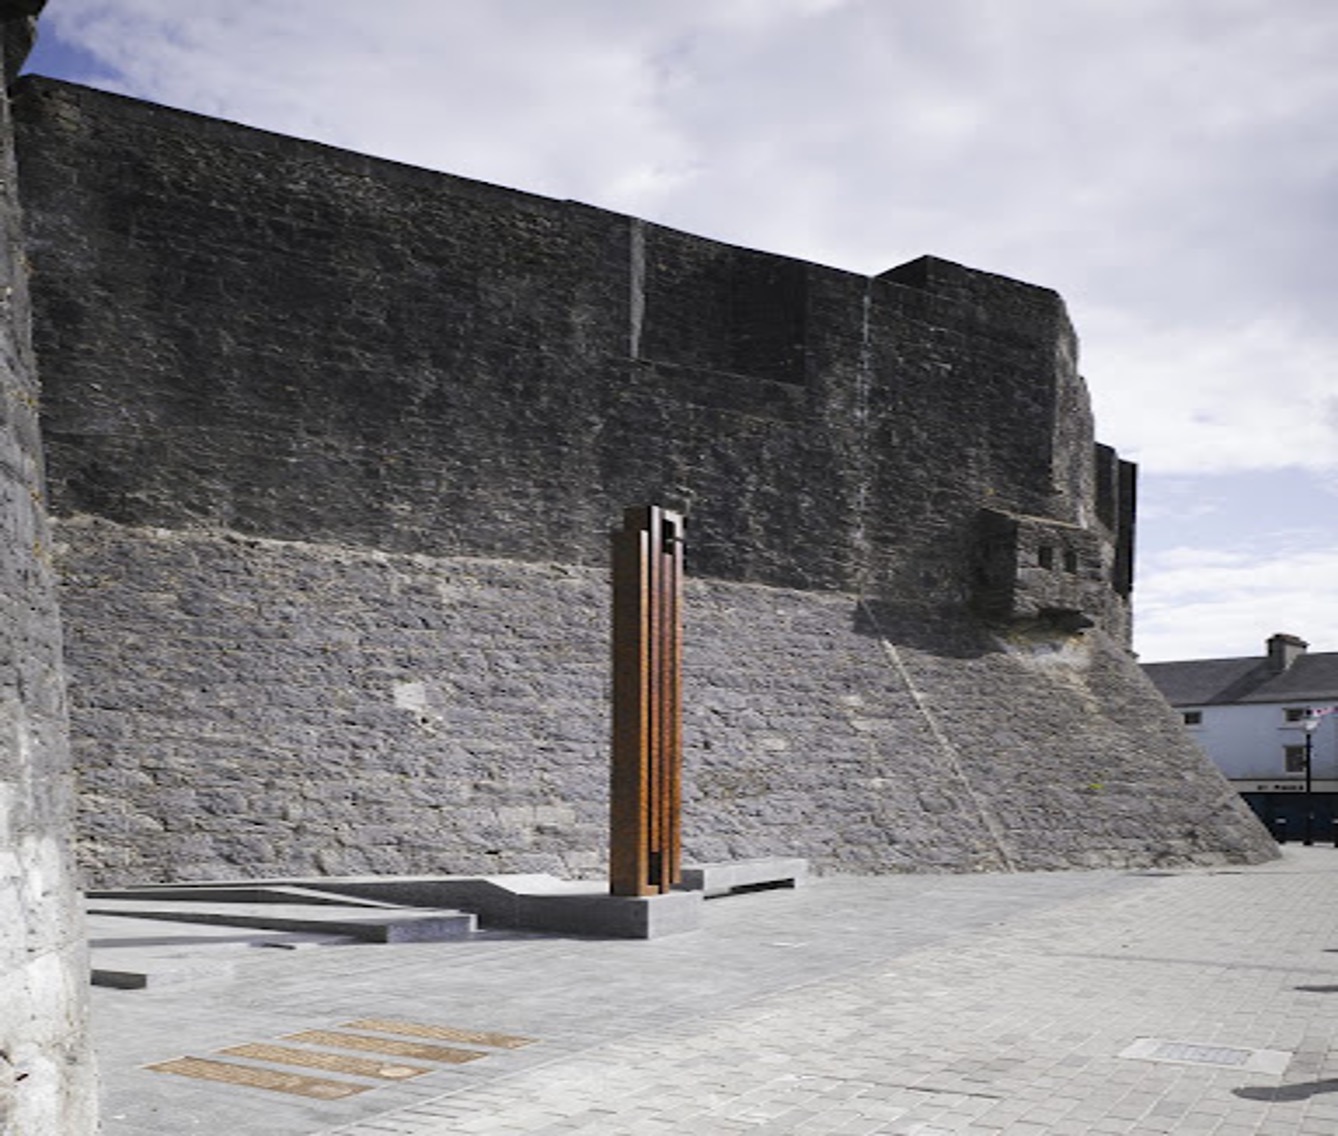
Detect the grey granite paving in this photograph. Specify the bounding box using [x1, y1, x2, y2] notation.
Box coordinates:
[91, 847, 1338, 1135]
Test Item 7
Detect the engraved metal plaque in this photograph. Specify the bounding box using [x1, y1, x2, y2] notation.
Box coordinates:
[341, 1018, 534, 1049]
[146, 1056, 369, 1099]
[283, 1029, 486, 1064]
[220, 1042, 429, 1080]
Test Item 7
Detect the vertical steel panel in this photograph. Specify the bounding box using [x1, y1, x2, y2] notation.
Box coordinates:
[665, 516, 683, 885]
[609, 505, 683, 896]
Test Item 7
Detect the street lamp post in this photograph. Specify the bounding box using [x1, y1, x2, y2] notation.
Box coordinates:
[1304, 716, 1315, 846]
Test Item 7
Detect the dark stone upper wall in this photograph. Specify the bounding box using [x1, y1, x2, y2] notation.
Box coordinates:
[14, 78, 851, 593]
[14, 77, 1127, 630]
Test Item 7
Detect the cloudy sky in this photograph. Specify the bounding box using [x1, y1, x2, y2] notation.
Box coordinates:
[23, 0, 1338, 662]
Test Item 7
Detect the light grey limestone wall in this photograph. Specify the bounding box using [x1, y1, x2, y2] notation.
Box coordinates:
[59, 518, 1274, 887]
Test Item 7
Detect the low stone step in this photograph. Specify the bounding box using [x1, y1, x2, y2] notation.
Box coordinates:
[86, 883, 404, 908]
[86, 898, 476, 943]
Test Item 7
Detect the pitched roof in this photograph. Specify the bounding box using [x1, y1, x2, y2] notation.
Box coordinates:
[1143, 651, 1338, 706]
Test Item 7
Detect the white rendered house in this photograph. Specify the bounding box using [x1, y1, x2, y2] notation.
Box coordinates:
[1143, 634, 1338, 839]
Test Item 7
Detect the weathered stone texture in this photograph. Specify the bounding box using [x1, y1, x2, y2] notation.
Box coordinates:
[9, 74, 1276, 889]
[15, 77, 1112, 610]
[59, 519, 611, 882]
[59, 519, 1271, 887]
[0, 14, 94, 1133]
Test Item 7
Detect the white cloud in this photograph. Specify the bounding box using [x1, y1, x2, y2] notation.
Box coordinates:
[1086, 309, 1338, 474]
[33, 0, 1338, 664]
[1135, 539, 1338, 661]
[44, 1, 702, 210]
[45, 1, 1336, 282]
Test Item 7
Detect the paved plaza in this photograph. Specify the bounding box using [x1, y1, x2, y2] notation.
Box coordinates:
[90, 845, 1338, 1135]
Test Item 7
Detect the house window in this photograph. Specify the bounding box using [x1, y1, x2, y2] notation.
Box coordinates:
[1284, 745, 1307, 773]
[1063, 550, 1079, 574]
[1038, 546, 1054, 570]
[1284, 707, 1309, 723]
[1182, 710, 1202, 726]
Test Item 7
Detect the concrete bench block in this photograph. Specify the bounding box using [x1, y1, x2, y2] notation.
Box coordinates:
[679, 858, 808, 897]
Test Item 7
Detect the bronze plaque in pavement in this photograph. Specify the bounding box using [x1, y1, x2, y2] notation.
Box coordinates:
[341, 1018, 535, 1049]
[146, 1056, 369, 1099]
[283, 1029, 486, 1064]
[220, 1042, 430, 1080]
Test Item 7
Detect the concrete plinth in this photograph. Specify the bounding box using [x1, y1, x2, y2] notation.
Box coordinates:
[94, 876, 704, 940]
[293, 876, 704, 939]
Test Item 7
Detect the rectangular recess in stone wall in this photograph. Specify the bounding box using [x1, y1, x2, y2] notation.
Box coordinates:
[1114, 459, 1136, 599]
[1095, 443, 1119, 531]
[1092, 444, 1136, 597]
[638, 224, 807, 385]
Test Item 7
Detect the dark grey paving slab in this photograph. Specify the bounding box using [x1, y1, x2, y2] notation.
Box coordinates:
[89, 913, 360, 989]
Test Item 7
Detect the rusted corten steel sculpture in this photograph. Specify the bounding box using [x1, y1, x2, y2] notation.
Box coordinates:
[609, 505, 684, 896]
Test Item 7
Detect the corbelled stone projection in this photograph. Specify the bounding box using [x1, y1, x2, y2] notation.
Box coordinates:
[7, 74, 1276, 887]
[0, 5, 95, 1133]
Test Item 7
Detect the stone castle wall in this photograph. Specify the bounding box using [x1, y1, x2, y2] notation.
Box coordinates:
[60, 518, 1266, 885]
[0, 9, 94, 1133]
[10, 76, 1276, 886]
[15, 78, 1106, 606]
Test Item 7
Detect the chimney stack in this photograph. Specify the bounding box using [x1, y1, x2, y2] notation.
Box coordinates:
[1266, 632, 1308, 674]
